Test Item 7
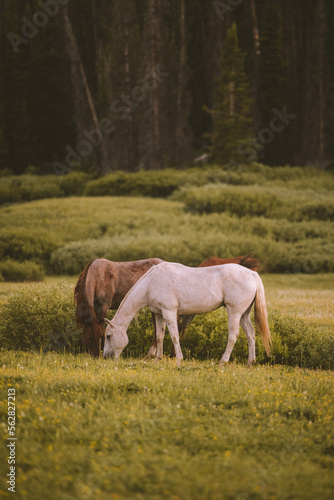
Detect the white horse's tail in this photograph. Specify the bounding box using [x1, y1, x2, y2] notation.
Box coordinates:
[253, 273, 272, 356]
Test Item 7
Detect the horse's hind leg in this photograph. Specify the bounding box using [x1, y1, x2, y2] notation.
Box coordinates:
[155, 314, 166, 360]
[143, 313, 158, 360]
[163, 312, 183, 366]
[219, 309, 241, 366]
[240, 310, 256, 367]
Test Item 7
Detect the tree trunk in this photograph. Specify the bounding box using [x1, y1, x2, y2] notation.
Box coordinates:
[317, 0, 326, 169]
[176, 0, 187, 164]
[62, 7, 110, 175]
[143, 0, 161, 169]
[250, 0, 260, 56]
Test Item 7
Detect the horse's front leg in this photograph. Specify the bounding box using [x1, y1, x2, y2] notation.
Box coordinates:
[219, 310, 241, 366]
[164, 312, 183, 366]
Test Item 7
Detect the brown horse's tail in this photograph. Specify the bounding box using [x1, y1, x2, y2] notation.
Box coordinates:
[178, 314, 195, 339]
[74, 260, 102, 357]
[253, 273, 272, 357]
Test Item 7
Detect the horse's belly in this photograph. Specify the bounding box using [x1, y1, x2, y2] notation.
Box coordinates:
[177, 295, 223, 315]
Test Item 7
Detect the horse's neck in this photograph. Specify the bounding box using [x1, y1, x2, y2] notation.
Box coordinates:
[113, 281, 148, 329]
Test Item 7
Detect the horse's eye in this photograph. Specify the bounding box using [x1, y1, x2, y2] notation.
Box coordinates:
[106, 335, 111, 340]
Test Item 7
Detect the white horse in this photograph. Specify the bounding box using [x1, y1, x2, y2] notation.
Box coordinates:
[103, 262, 272, 366]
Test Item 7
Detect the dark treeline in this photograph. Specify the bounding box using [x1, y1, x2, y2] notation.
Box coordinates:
[0, 0, 333, 175]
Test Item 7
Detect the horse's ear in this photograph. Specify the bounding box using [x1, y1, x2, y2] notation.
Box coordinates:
[104, 318, 112, 326]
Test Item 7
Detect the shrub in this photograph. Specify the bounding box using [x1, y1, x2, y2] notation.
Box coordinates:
[0, 175, 62, 204]
[0, 283, 80, 352]
[1, 283, 333, 369]
[1, 165, 333, 205]
[84, 169, 185, 198]
[0, 173, 92, 205]
[0, 259, 45, 282]
[58, 172, 92, 196]
[49, 223, 334, 275]
[0, 229, 60, 263]
[49, 231, 262, 275]
[175, 182, 334, 222]
[124, 308, 334, 369]
[2, 184, 334, 275]
[295, 201, 334, 222]
[175, 184, 282, 217]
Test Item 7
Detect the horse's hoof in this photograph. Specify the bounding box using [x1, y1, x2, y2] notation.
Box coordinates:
[150, 357, 162, 363]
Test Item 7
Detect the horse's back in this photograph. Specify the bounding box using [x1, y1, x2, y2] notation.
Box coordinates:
[148, 262, 257, 314]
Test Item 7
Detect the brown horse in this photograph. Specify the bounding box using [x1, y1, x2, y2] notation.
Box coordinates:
[74, 258, 163, 356]
[199, 254, 259, 271]
[177, 254, 260, 338]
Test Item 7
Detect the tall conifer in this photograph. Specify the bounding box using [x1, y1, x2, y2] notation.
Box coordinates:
[206, 23, 254, 164]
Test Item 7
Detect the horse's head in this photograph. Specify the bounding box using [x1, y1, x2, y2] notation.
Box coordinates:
[103, 318, 129, 359]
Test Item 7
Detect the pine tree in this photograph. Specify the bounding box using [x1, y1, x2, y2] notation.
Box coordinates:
[206, 23, 254, 164]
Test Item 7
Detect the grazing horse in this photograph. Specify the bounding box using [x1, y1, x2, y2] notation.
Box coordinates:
[74, 258, 163, 357]
[177, 254, 260, 337]
[103, 262, 272, 366]
[199, 254, 259, 271]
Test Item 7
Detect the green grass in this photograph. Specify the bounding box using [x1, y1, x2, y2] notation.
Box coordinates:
[0, 352, 333, 500]
[261, 274, 334, 335]
[1, 162, 334, 277]
[1, 195, 334, 276]
[1, 165, 333, 498]
[0, 196, 188, 243]
[1, 163, 334, 278]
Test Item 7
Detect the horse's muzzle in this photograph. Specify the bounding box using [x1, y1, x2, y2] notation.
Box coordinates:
[103, 352, 115, 359]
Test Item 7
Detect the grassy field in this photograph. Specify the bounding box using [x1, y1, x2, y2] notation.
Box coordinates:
[0, 274, 333, 498]
[1, 165, 333, 278]
[1, 165, 333, 498]
[0, 352, 333, 500]
[1, 190, 334, 277]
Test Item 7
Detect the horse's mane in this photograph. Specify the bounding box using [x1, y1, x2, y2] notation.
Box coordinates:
[74, 260, 94, 327]
[74, 259, 101, 327]
[113, 262, 161, 320]
[74, 259, 105, 356]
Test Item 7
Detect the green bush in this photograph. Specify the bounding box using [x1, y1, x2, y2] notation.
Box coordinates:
[49, 231, 261, 275]
[173, 184, 280, 217]
[295, 201, 334, 222]
[124, 308, 334, 369]
[1, 165, 333, 205]
[0, 175, 62, 204]
[0, 229, 60, 263]
[49, 229, 334, 275]
[1, 283, 333, 369]
[2, 171, 334, 275]
[0, 283, 79, 351]
[0, 172, 92, 205]
[84, 169, 186, 198]
[175, 183, 334, 222]
[58, 172, 92, 196]
[0, 259, 45, 282]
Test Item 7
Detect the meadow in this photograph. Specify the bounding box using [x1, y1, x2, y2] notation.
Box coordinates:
[0, 164, 333, 498]
[1, 164, 334, 280]
[0, 352, 333, 500]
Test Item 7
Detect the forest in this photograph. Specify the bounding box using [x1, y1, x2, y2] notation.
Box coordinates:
[0, 0, 333, 176]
